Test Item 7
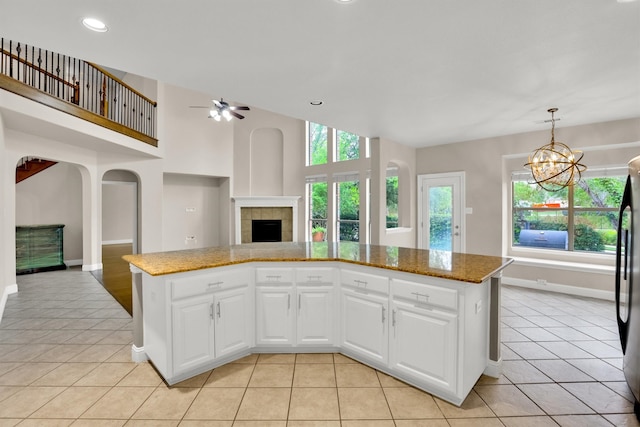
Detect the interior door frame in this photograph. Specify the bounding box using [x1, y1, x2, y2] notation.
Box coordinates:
[417, 171, 466, 252]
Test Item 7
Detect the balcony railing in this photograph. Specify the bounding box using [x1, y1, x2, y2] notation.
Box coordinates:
[0, 38, 157, 146]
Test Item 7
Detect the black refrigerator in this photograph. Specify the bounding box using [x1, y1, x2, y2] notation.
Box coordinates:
[616, 154, 640, 420]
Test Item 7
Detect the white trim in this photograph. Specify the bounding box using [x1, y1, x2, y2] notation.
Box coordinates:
[0, 284, 18, 324]
[232, 196, 301, 244]
[385, 226, 413, 234]
[102, 239, 134, 245]
[483, 357, 502, 378]
[64, 259, 83, 267]
[82, 263, 103, 272]
[131, 344, 148, 362]
[503, 276, 615, 301]
[510, 256, 614, 275]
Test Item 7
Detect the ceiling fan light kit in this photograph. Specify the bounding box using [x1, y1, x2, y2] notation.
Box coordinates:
[191, 98, 250, 121]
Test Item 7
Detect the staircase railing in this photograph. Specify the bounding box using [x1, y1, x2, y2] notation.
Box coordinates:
[0, 38, 157, 145]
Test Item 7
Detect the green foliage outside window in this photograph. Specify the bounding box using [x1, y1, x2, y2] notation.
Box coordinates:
[337, 130, 359, 162]
[386, 175, 398, 228]
[309, 122, 327, 165]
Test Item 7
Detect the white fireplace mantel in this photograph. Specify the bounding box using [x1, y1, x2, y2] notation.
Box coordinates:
[232, 196, 301, 244]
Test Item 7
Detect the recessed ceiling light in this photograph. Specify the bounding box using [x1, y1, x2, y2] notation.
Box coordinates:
[310, 100, 324, 106]
[82, 17, 108, 32]
[617, 0, 638, 3]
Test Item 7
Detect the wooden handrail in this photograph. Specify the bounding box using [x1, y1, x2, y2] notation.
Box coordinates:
[87, 62, 157, 107]
[1, 48, 76, 88]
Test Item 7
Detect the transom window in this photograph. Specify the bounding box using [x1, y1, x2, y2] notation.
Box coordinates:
[512, 168, 626, 254]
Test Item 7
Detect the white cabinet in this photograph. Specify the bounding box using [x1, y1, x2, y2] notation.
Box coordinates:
[297, 286, 333, 345]
[390, 299, 458, 394]
[341, 287, 389, 364]
[255, 286, 295, 345]
[172, 294, 215, 373]
[214, 286, 252, 358]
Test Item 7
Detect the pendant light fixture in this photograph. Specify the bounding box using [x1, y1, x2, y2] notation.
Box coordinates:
[524, 108, 586, 192]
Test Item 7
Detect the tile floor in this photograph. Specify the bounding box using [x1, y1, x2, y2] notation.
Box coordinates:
[0, 268, 638, 426]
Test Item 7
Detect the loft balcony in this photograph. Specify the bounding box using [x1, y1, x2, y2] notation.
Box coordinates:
[0, 38, 157, 147]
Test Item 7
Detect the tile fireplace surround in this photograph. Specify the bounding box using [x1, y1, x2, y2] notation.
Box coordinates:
[233, 196, 301, 244]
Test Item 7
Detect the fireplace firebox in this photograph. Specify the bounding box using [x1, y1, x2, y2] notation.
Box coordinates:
[252, 219, 282, 242]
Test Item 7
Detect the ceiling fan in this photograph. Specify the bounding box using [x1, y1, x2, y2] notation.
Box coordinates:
[190, 98, 250, 121]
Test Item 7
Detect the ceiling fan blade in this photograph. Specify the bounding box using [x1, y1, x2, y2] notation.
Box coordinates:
[230, 106, 250, 111]
[189, 106, 211, 108]
[229, 110, 245, 120]
[213, 100, 223, 108]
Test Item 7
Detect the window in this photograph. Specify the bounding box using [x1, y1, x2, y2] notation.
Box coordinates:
[336, 175, 360, 242]
[512, 169, 626, 254]
[308, 122, 327, 166]
[307, 177, 328, 241]
[386, 166, 398, 229]
[336, 130, 359, 162]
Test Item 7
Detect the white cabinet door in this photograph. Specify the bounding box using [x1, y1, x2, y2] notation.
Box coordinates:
[172, 294, 215, 374]
[214, 286, 252, 358]
[256, 286, 295, 345]
[297, 286, 333, 345]
[390, 300, 458, 394]
[341, 288, 388, 364]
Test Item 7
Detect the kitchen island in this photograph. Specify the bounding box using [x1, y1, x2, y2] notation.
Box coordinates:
[124, 242, 512, 405]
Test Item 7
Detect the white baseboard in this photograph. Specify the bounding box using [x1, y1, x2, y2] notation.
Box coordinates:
[483, 357, 502, 378]
[65, 259, 83, 267]
[102, 240, 134, 245]
[0, 284, 18, 324]
[502, 276, 615, 301]
[82, 263, 103, 272]
[131, 345, 148, 363]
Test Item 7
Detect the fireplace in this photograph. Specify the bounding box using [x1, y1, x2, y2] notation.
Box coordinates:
[233, 196, 301, 244]
[252, 219, 282, 242]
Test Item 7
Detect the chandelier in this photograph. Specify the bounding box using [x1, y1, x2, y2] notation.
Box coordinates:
[524, 108, 586, 192]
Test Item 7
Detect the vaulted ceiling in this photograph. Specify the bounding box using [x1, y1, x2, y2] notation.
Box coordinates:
[1, 0, 639, 147]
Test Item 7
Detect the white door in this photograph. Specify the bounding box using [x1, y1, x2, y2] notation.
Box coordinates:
[214, 286, 252, 357]
[297, 286, 333, 345]
[172, 294, 215, 373]
[418, 172, 465, 252]
[390, 300, 458, 393]
[341, 288, 388, 364]
[255, 286, 295, 345]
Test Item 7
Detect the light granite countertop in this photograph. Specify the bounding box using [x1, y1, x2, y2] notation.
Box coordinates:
[123, 242, 513, 284]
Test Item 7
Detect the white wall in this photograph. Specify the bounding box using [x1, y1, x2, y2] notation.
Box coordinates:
[102, 182, 135, 244]
[16, 162, 83, 263]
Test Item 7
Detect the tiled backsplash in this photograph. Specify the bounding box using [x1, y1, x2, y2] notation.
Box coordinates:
[241, 207, 293, 243]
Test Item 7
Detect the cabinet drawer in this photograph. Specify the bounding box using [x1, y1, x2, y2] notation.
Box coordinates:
[172, 269, 249, 300]
[341, 269, 389, 294]
[255, 268, 294, 284]
[295, 268, 334, 284]
[392, 279, 458, 310]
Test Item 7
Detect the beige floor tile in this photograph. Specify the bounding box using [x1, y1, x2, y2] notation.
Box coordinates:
[383, 387, 444, 419]
[16, 420, 73, 427]
[117, 363, 164, 387]
[286, 422, 341, 427]
[183, 387, 244, 420]
[257, 353, 296, 364]
[172, 370, 212, 388]
[0, 362, 60, 385]
[32, 362, 99, 386]
[501, 360, 552, 384]
[528, 359, 594, 383]
[602, 413, 640, 427]
[65, 330, 113, 345]
[447, 419, 505, 427]
[293, 363, 336, 387]
[177, 421, 231, 427]
[0, 385, 24, 402]
[74, 362, 136, 386]
[105, 345, 135, 363]
[518, 383, 594, 415]
[30, 386, 110, 418]
[0, 343, 57, 362]
[333, 353, 359, 364]
[288, 388, 339, 420]
[500, 416, 560, 427]
[122, 421, 179, 426]
[248, 363, 294, 387]
[551, 414, 613, 427]
[393, 421, 450, 427]
[0, 386, 66, 418]
[338, 387, 392, 420]
[295, 353, 334, 364]
[434, 390, 494, 418]
[0, 362, 22, 377]
[230, 354, 259, 364]
[376, 371, 410, 388]
[67, 344, 124, 363]
[70, 421, 126, 426]
[32, 344, 91, 363]
[335, 363, 380, 387]
[232, 422, 286, 427]
[131, 386, 199, 420]
[340, 421, 395, 427]
[80, 386, 155, 419]
[236, 387, 291, 420]
[205, 363, 254, 387]
[560, 382, 634, 414]
[97, 330, 133, 345]
[474, 385, 544, 417]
